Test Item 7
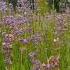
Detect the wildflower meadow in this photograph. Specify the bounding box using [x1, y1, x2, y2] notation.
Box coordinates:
[0, 0, 70, 70]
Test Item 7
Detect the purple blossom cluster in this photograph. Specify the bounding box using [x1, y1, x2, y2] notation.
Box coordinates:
[0, 1, 7, 13]
[0, 0, 32, 15]
[2, 34, 14, 64]
[16, 16, 28, 24]
[28, 51, 59, 70]
[55, 14, 68, 37]
[17, 0, 30, 10]
[2, 16, 29, 25]
[19, 33, 42, 45]
[3, 16, 16, 25]
[16, 0, 33, 15]
[14, 28, 24, 35]
[20, 38, 29, 44]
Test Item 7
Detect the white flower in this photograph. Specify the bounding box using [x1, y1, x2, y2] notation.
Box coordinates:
[2, 42, 6, 45]
[42, 63, 46, 67]
[24, 11, 27, 15]
[54, 37, 59, 42]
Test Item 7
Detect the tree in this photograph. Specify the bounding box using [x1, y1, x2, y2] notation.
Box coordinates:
[47, 0, 60, 12]
[8, 0, 18, 10]
[54, 0, 60, 12]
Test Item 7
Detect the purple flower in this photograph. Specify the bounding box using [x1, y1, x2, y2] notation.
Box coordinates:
[4, 37, 11, 43]
[14, 29, 24, 35]
[4, 34, 14, 43]
[32, 60, 41, 70]
[16, 16, 28, 24]
[29, 52, 37, 58]
[20, 39, 29, 44]
[3, 15, 29, 25]
[0, 1, 7, 12]
[3, 16, 16, 25]
[46, 64, 51, 70]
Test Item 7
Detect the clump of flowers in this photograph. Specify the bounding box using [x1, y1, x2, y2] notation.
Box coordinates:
[41, 56, 59, 70]
[0, 1, 7, 13]
[2, 34, 14, 65]
[48, 56, 59, 69]
[3, 16, 29, 25]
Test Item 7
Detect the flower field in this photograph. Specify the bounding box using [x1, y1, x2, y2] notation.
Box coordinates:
[0, 0, 70, 70]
